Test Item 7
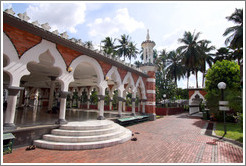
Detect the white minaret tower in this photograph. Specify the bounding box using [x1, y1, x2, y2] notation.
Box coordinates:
[141, 29, 156, 64]
[140, 29, 157, 121]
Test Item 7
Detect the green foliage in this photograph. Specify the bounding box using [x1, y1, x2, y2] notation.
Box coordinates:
[205, 60, 240, 91]
[225, 89, 242, 113]
[175, 88, 189, 99]
[234, 112, 243, 130]
[205, 60, 241, 123]
[90, 90, 98, 104]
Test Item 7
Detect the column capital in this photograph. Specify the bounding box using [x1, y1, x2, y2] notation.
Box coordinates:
[60, 91, 71, 98]
[8, 86, 24, 96]
[117, 97, 125, 101]
[98, 95, 105, 101]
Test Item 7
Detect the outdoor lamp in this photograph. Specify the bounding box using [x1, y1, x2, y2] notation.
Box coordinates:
[218, 82, 226, 90]
[67, 67, 73, 73]
[217, 81, 227, 136]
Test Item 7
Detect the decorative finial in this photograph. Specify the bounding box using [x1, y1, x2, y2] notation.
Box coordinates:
[4, 8, 15, 15]
[52, 30, 59, 35]
[32, 20, 40, 27]
[146, 29, 150, 40]
[17, 12, 30, 21]
[41, 23, 51, 31]
[60, 32, 69, 39]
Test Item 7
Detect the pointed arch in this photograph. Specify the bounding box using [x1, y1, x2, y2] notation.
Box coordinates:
[122, 72, 135, 89]
[135, 77, 146, 99]
[20, 39, 67, 74]
[70, 55, 104, 84]
[3, 32, 19, 62]
[105, 66, 122, 85]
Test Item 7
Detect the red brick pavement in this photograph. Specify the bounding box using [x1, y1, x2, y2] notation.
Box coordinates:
[2, 113, 244, 164]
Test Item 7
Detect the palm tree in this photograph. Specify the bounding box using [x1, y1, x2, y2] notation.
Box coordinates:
[165, 50, 185, 86]
[156, 49, 169, 73]
[223, 8, 243, 49]
[223, 8, 243, 65]
[178, 30, 205, 88]
[101, 37, 116, 57]
[128, 41, 138, 64]
[213, 47, 232, 62]
[199, 40, 215, 87]
[134, 61, 142, 68]
[84, 41, 93, 49]
[116, 34, 130, 61]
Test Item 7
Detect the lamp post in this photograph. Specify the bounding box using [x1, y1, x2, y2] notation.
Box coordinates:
[217, 82, 227, 136]
[163, 94, 166, 107]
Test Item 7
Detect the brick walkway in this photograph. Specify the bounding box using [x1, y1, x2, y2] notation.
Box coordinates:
[3, 113, 244, 163]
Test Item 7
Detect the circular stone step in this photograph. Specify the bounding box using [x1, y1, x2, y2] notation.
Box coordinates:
[51, 125, 119, 136]
[34, 120, 132, 150]
[60, 120, 114, 130]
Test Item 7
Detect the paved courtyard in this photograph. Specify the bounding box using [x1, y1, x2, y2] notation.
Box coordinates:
[3, 113, 243, 163]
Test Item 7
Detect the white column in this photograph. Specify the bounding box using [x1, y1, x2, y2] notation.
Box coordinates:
[109, 98, 113, 111]
[48, 77, 56, 111]
[56, 91, 70, 124]
[117, 97, 123, 117]
[131, 98, 136, 116]
[142, 100, 146, 114]
[138, 100, 141, 113]
[4, 86, 24, 130]
[123, 101, 126, 112]
[78, 94, 81, 109]
[97, 95, 105, 120]
[18, 88, 24, 107]
[24, 88, 30, 106]
[69, 94, 73, 108]
[87, 96, 90, 109]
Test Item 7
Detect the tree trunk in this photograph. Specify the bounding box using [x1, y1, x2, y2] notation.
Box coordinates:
[196, 70, 198, 88]
[187, 72, 189, 89]
[202, 71, 205, 88]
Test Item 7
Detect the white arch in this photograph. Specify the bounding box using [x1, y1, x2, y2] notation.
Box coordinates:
[89, 86, 99, 95]
[105, 66, 122, 85]
[20, 39, 67, 74]
[189, 90, 206, 105]
[3, 32, 19, 62]
[70, 55, 104, 84]
[122, 72, 135, 89]
[135, 77, 146, 99]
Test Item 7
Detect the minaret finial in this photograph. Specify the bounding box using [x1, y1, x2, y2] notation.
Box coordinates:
[146, 29, 150, 40]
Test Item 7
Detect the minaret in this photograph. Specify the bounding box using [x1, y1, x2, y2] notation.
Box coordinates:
[140, 29, 157, 121]
[141, 29, 156, 64]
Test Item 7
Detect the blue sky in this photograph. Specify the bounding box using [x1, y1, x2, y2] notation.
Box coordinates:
[2, 1, 245, 88]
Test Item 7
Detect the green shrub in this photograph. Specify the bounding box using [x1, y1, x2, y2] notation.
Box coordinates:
[205, 60, 241, 122]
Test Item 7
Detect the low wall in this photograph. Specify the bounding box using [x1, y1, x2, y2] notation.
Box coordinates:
[156, 107, 185, 116]
[3, 125, 59, 148]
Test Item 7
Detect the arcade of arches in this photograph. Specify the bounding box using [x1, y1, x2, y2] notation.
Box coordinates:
[2, 11, 157, 130]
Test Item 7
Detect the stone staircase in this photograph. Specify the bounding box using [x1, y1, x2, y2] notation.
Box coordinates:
[34, 120, 132, 150]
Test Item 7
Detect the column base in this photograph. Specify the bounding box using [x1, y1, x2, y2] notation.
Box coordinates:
[55, 119, 67, 124]
[97, 116, 105, 120]
[3, 123, 17, 130]
[147, 113, 156, 121]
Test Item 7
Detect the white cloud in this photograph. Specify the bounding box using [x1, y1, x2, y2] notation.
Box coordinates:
[3, 3, 12, 10]
[26, 3, 86, 34]
[87, 8, 145, 37]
